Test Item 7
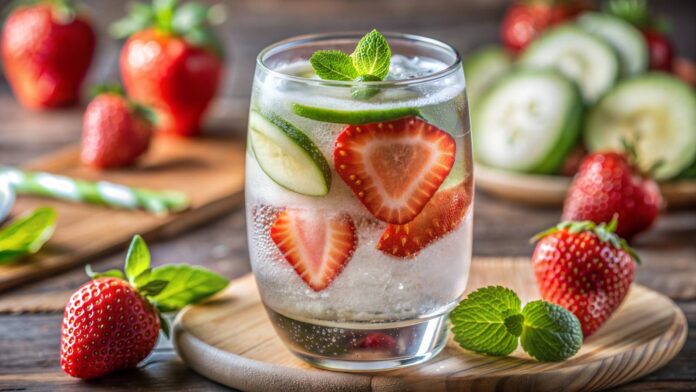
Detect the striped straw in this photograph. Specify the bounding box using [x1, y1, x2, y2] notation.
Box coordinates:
[0, 166, 189, 216]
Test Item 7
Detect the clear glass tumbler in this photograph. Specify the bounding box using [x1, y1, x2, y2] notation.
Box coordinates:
[245, 32, 473, 371]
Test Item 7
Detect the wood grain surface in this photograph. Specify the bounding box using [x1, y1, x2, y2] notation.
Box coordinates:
[173, 258, 688, 392]
[0, 135, 246, 293]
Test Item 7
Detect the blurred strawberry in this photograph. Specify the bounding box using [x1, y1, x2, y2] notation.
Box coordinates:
[562, 151, 662, 240]
[112, 0, 224, 137]
[606, 0, 675, 71]
[81, 86, 154, 169]
[501, 0, 590, 53]
[1, 0, 95, 109]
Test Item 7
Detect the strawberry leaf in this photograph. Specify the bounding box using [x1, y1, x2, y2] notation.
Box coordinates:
[125, 235, 150, 284]
[138, 279, 169, 297]
[85, 265, 125, 280]
[0, 207, 56, 264]
[520, 301, 583, 362]
[147, 264, 228, 312]
[450, 286, 522, 356]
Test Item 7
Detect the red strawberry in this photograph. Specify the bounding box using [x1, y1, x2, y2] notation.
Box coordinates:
[501, 0, 589, 53]
[531, 219, 638, 336]
[60, 235, 228, 379]
[115, 1, 223, 137]
[334, 116, 456, 225]
[270, 209, 357, 292]
[81, 90, 153, 169]
[377, 179, 472, 258]
[358, 333, 397, 350]
[562, 152, 662, 240]
[61, 278, 160, 379]
[1, 2, 95, 109]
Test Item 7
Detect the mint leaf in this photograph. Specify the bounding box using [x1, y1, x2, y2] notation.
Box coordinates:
[85, 265, 125, 280]
[0, 207, 56, 264]
[310, 50, 358, 81]
[520, 301, 583, 362]
[351, 30, 391, 80]
[450, 286, 522, 356]
[125, 235, 150, 283]
[147, 264, 229, 312]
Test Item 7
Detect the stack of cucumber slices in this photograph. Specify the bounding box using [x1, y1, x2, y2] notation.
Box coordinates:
[468, 12, 696, 180]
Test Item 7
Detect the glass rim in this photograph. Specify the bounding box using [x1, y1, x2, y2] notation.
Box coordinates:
[256, 32, 463, 87]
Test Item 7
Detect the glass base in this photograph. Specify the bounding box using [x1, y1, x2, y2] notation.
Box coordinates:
[265, 307, 449, 372]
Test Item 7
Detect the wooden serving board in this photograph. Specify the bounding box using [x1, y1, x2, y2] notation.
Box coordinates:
[476, 165, 696, 208]
[0, 135, 246, 292]
[173, 257, 688, 392]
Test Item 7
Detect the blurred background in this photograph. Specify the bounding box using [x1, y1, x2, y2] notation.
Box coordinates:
[1, 0, 694, 102]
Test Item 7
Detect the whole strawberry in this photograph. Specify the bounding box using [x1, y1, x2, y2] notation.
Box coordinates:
[60, 235, 228, 379]
[81, 87, 153, 169]
[562, 152, 662, 240]
[1, 1, 95, 109]
[112, 1, 224, 137]
[531, 219, 638, 336]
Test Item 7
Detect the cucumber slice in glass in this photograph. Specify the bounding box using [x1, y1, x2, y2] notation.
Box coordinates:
[464, 46, 512, 106]
[249, 110, 331, 196]
[585, 73, 696, 180]
[578, 12, 648, 76]
[520, 25, 619, 103]
[473, 69, 583, 174]
[291, 103, 419, 124]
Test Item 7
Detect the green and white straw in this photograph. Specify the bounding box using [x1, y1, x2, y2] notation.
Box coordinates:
[0, 166, 189, 216]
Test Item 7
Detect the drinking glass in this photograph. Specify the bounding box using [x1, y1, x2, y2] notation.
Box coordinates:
[245, 32, 473, 371]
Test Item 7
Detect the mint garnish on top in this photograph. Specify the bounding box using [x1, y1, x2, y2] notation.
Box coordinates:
[310, 29, 392, 85]
[450, 286, 583, 362]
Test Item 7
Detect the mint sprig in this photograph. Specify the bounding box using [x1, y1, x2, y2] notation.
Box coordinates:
[0, 207, 57, 264]
[451, 286, 583, 362]
[310, 29, 391, 99]
[86, 234, 229, 338]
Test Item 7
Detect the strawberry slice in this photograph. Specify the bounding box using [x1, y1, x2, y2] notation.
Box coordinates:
[270, 209, 357, 291]
[377, 180, 472, 258]
[334, 116, 456, 225]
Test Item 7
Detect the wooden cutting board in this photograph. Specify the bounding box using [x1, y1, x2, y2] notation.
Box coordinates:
[0, 134, 246, 292]
[173, 257, 687, 392]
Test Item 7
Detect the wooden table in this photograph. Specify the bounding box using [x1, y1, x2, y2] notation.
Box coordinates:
[0, 0, 694, 390]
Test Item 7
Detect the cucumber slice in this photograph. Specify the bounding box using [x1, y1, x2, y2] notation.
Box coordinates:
[578, 12, 648, 76]
[520, 25, 619, 103]
[473, 69, 583, 174]
[463, 46, 512, 106]
[248, 110, 331, 196]
[585, 73, 696, 180]
[291, 103, 420, 124]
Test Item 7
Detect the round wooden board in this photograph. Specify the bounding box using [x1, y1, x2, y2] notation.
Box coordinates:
[476, 165, 696, 208]
[173, 258, 687, 392]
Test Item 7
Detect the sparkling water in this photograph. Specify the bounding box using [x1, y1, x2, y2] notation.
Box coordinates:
[246, 48, 473, 370]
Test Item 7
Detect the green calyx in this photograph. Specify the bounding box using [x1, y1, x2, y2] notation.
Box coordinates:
[90, 84, 158, 125]
[110, 0, 224, 57]
[532, 217, 641, 264]
[86, 234, 229, 338]
[450, 286, 583, 362]
[605, 0, 670, 33]
[309, 29, 391, 100]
